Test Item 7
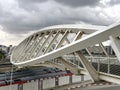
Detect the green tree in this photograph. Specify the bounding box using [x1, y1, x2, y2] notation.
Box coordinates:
[0, 51, 6, 60]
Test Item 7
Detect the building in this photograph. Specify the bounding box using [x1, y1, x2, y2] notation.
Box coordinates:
[0, 45, 8, 53]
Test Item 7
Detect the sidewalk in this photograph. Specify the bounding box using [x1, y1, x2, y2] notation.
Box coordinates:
[54, 80, 92, 90]
[53, 80, 115, 90]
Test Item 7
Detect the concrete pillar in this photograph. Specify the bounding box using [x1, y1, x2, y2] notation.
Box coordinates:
[38, 79, 43, 90]
[55, 77, 59, 87]
[81, 75, 84, 81]
[18, 84, 23, 90]
[69, 75, 72, 84]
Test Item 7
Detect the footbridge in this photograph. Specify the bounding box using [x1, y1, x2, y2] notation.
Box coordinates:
[11, 22, 120, 84]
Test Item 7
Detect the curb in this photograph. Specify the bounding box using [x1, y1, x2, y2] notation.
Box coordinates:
[65, 82, 113, 90]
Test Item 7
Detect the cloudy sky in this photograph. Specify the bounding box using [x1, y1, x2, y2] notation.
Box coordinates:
[0, 0, 120, 46]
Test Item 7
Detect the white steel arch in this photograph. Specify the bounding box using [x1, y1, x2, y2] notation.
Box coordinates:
[11, 24, 106, 66]
[11, 23, 120, 66]
[10, 23, 120, 83]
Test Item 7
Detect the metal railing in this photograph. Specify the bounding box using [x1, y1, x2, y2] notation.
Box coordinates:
[61, 55, 120, 76]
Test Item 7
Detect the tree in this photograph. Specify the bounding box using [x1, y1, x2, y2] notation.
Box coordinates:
[0, 50, 6, 60]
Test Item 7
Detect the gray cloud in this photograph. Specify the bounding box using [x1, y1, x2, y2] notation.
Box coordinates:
[0, 0, 116, 34]
[108, 0, 120, 5]
[54, 0, 100, 7]
[18, 0, 48, 3]
[17, 0, 48, 11]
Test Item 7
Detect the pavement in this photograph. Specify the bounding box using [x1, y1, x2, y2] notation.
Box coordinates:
[54, 80, 92, 90]
[54, 80, 118, 90]
[74, 85, 120, 90]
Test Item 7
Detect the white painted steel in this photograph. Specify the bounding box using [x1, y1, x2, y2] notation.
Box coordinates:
[109, 36, 120, 61]
[10, 23, 120, 84]
[76, 51, 99, 82]
[11, 25, 105, 66]
[11, 23, 120, 67]
[99, 43, 109, 57]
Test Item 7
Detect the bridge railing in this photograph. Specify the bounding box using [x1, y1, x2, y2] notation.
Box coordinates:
[61, 55, 120, 76]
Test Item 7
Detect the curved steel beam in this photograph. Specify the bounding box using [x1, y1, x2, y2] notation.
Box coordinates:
[11, 23, 120, 67]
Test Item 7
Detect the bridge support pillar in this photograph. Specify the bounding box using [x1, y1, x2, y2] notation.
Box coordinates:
[69, 75, 72, 84]
[38, 79, 43, 90]
[59, 57, 80, 74]
[76, 51, 99, 82]
[55, 76, 59, 87]
[18, 84, 23, 90]
[109, 36, 120, 62]
[81, 75, 84, 81]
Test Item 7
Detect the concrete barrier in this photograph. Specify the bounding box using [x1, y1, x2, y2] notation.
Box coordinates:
[23, 80, 38, 90]
[84, 75, 91, 81]
[0, 84, 17, 90]
[59, 76, 69, 86]
[0, 75, 91, 90]
[72, 75, 81, 83]
[43, 78, 55, 89]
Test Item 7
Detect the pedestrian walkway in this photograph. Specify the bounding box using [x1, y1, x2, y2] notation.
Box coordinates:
[54, 80, 115, 90]
[73, 85, 120, 90]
